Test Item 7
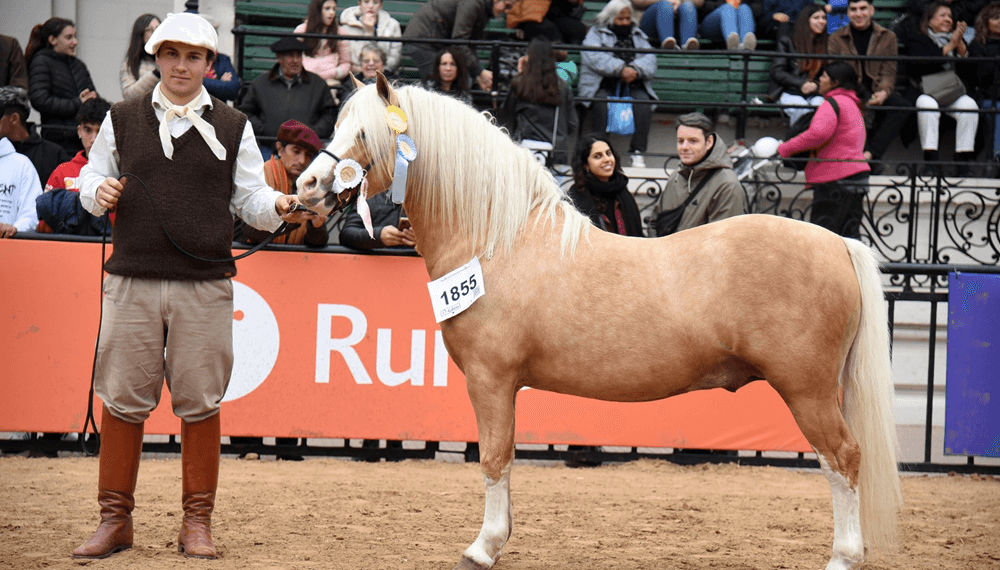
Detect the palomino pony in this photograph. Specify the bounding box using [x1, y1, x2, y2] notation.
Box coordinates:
[297, 74, 902, 570]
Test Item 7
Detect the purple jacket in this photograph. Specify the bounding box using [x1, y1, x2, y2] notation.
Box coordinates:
[777, 87, 870, 184]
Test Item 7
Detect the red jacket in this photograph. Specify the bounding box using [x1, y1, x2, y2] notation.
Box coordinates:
[38, 151, 87, 232]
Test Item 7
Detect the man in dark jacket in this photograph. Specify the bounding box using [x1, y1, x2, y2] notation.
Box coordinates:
[237, 37, 336, 147]
[340, 193, 416, 249]
[0, 86, 70, 186]
[402, 0, 516, 90]
[1, 34, 29, 89]
[828, 0, 911, 165]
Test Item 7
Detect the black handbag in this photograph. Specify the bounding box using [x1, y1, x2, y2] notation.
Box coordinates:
[654, 169, 718, 237]
[782, 96, 840, 171]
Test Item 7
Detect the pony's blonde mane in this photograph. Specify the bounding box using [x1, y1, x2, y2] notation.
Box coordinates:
[343, 83, 589, 258]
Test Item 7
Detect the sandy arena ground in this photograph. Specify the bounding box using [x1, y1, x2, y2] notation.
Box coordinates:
[2, 456, 998, 570]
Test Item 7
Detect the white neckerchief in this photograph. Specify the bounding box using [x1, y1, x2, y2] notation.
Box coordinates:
[152, 84, 227, 161]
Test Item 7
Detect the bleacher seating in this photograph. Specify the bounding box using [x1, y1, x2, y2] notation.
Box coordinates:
[234, 0, 911, 113]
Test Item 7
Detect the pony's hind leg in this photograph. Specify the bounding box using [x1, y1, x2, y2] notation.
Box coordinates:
[455, 371, 516, 570]
[817, 451, 863, 570]
[784, 395, 865, 570]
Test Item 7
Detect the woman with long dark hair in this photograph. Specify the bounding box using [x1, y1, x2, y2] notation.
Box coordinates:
[903, 0, 979, 173]
[967, 2, 1000, 160]
[567, 133, 643, 236]
[120, 14, 160, 100]
[422, 47, 472, 104]
[498, 37, 579, 164]
[768, 4, 827, 125]
[25, 17, 97, 153]
[777, 61, 870, 238]
[293, 0, 352, 87]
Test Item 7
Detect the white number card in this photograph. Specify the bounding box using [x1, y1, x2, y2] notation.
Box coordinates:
[427, 257, 485, 323]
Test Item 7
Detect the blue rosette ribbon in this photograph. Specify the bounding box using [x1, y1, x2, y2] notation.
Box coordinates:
[390, 134, 417, 204]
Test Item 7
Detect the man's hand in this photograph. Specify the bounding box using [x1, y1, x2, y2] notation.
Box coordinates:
[379, 225, 416, 247]
[621, 66, 638, 84]
[80, 88, 97, 103]
[477, 69, 493, 91]
[801, 81, 817, 95]
[0, 223, 17, 239]
[276, 194, 319, 224]
[868, 90, 888, 106]
[773, 12, 789, 22]
[96, 176, 125, 211]
[310, 214, 328, 228]
[221, 72, 233, 81]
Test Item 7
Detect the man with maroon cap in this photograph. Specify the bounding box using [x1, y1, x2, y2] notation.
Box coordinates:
[240, 119, 328, 245]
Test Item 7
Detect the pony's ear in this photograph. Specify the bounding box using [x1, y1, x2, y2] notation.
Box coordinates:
[350, 73, 365, 91]
[375, 71, 400, 107]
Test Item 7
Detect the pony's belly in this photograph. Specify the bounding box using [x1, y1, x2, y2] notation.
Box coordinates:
[524, 356, 763, 403]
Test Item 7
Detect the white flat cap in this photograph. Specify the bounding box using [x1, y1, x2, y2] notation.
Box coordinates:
[145, 12, 218, 55]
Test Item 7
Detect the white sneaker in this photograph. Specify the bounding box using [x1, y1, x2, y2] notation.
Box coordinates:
[683, 37, 700, 50]
[630, 153, 646, 168]
[661, 37, 677, 50]
[740, 32, 757, 51]
[726, 32, 740, 51]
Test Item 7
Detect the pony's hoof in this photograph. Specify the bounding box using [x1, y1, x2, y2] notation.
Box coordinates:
[454, 555, 491, 570]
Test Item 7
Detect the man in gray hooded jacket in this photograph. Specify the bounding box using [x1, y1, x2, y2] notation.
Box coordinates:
[651, 112, 746, 236]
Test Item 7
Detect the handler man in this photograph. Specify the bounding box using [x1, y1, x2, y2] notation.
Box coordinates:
[73, 12, 315, 560]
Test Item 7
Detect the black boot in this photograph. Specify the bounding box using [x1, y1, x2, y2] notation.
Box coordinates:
[955, 152, 975, 178]
[920, 150, 940, 177]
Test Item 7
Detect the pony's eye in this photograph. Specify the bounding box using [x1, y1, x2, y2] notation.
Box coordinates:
[358, 130, 367, 142]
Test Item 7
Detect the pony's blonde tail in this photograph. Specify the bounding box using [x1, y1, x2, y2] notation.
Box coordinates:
[842, 238, 902, 556]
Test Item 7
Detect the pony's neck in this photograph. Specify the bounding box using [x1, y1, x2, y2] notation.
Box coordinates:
[406, 205, 479, 280]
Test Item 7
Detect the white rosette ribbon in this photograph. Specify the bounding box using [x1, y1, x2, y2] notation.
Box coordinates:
[333, 158, 364, 194]
[389, 134, 417, 204]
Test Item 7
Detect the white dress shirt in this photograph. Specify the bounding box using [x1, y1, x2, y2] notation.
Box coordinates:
[79, 84, 284, 232]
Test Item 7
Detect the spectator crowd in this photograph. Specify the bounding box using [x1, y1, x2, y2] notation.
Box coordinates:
[3, 0, 1000, 246]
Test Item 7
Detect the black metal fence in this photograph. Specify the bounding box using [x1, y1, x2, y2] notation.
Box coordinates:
[5, 165, 998, 472]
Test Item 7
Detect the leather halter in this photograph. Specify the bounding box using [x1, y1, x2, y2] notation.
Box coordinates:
[316, 149, 372, 213]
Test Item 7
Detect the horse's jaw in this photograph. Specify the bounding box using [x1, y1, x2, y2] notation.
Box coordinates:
[298, 149, 354, 216]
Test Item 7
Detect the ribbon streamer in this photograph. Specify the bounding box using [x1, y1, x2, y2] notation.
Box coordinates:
[390, 135, 417, 204]
[357, 178, 374, 239]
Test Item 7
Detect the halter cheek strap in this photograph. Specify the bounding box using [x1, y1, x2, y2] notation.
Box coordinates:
[320, 149, 373, 175]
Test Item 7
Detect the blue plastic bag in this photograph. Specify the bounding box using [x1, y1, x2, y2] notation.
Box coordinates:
[607, 82, 635, 136]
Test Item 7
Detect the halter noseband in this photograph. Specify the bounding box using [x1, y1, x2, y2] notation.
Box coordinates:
[316, 149, 373, 214]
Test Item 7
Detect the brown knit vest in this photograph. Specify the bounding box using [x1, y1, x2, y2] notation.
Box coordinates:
[105, 93, 246, 280]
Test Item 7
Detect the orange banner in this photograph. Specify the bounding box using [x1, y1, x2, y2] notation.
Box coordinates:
[1, 239, 810, 451]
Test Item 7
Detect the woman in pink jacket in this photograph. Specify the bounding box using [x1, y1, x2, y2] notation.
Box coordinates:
[777, 60, 870, 239]
[294, 0, 353, 87]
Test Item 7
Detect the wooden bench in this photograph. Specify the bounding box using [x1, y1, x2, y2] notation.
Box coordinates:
[235, 0, 516, 82]
[235, 0, 909, 109]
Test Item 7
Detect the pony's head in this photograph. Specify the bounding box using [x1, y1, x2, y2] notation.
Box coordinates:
[296, 72, 402, 216]
[297, 71, 590, 258]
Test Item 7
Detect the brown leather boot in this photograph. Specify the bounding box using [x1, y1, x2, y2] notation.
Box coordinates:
[72, 406, 143, 559]
[177, 412, 221, 559]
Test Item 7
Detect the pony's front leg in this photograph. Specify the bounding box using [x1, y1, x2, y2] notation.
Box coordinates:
[455, 375, 516, 570]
